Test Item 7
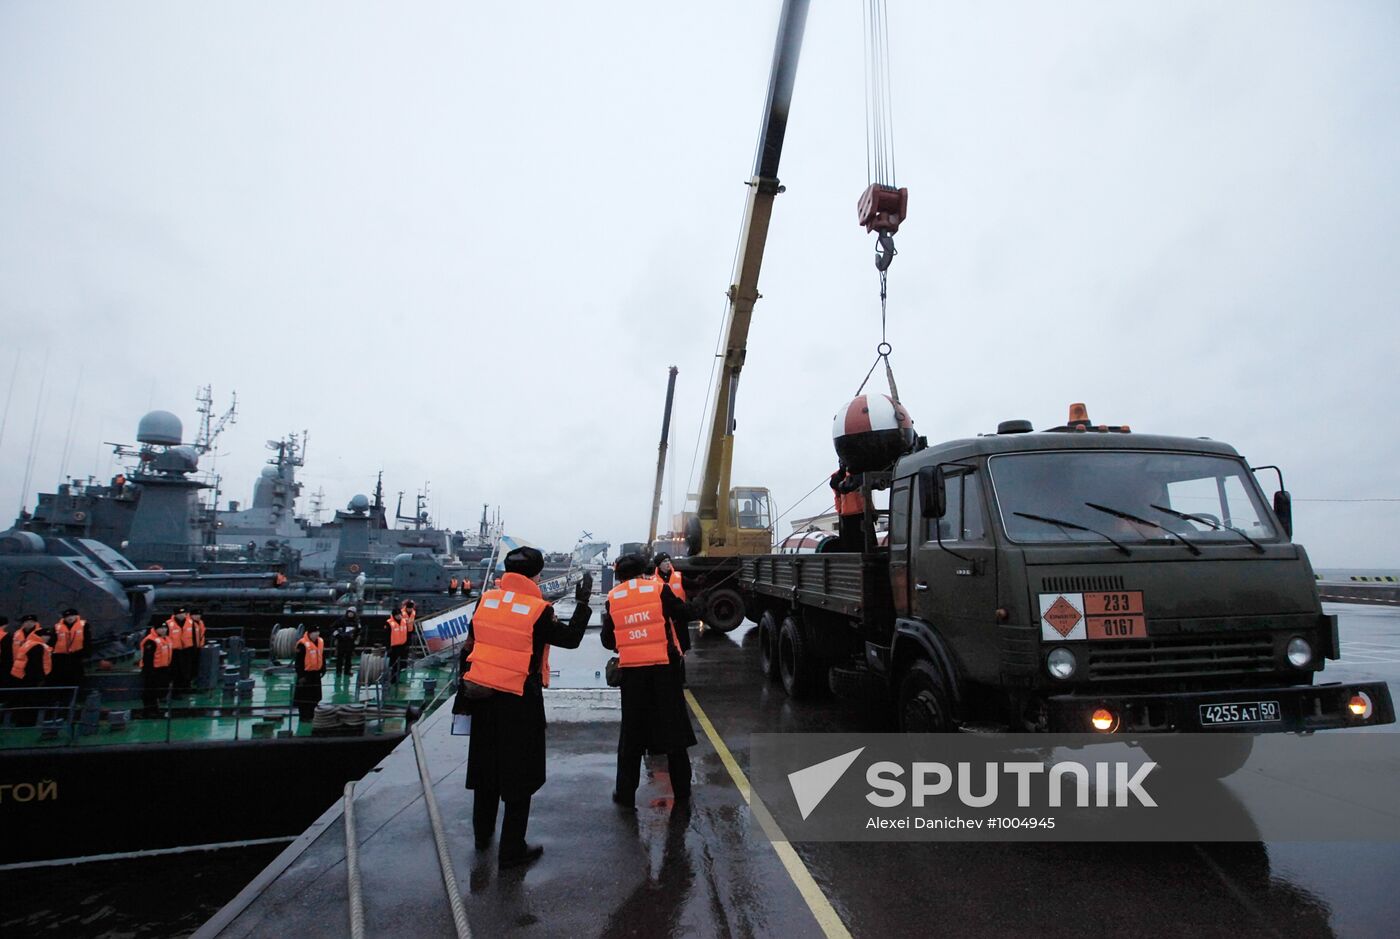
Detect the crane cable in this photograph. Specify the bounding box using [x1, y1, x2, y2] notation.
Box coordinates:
[857, 0, 901, 405]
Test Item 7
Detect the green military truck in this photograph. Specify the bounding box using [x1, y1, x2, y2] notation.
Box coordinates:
[739, 407, 1394, 743]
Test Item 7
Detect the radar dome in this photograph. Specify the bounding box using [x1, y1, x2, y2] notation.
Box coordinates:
[260, 466, 279, 478]
[348, 494, 371, 512]
[832, 394, 915, 472]
[137, 410, 183, 446]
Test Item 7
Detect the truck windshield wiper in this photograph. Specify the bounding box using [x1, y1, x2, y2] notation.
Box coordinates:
[1083, 502, 1201, 556]
[1149, 504, 1265, 554]
[1012, 512, 1132, 556]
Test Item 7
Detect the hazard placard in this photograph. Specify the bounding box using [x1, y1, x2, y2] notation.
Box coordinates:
[1039, 593, 1086, 641]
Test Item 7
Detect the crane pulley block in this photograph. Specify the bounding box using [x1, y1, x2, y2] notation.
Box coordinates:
[857, 183, 908, 234]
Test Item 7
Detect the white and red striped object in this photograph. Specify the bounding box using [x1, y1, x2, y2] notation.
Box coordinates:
[831, 394, 915, 472]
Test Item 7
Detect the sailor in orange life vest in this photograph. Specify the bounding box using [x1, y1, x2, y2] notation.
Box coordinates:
[830, 464, 866, 552]
[0, 616, 13, 690]
[601, 553, 697, 807]
[460, 546, 593, 869]
[140, 620, 174, 718]
[12, 616, 53, 688]
[293, 623, 327, 723]
[51, 607, 88, 688]
[165, 607, 195, 696]
[385, 606, 411, 685]
[652, 553, 686, 603]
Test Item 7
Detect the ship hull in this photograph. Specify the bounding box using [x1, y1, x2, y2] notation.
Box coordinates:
[0, 733, 401, 865]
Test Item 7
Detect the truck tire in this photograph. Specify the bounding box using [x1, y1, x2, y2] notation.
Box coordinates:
[897, 659, 952, 733]
[758, 611, 781, 682]
[778, 615, 820, 699]
[705, 587, 745, 633]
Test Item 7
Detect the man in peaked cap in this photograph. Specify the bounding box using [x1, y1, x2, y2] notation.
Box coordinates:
[52, 607, 88, 689]
[461, 545, 593, 869]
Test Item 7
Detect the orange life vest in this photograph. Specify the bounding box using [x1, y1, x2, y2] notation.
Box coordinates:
[609, 578, 678, 668]
[465, 573, 550, 695]
[656, 568, 686, 603]
[54, 618, 86, 654]
[449, 578, 459, 591]
[142, 631, 173, 669]
[11, 634, 52, 680]
[194, 616, 207, 647]
[166, 617, 192, 650]
[386, 616, 410, 647]
[297, 636, 325, 672]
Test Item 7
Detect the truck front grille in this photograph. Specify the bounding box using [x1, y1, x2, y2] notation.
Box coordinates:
[1086, 634, 1275, 681]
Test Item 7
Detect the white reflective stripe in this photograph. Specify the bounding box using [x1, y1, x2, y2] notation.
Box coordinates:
[638, 584, 655, 593]
[511, 603, 532, 615]
[482, 599, 501, 609]
[613, 589, 628, 599]
[502, 591, 516, 602]
[628, 579, 638, 589]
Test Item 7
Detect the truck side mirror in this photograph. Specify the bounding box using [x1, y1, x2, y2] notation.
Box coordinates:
[1273, 490, 1293, 538]
[918, 465, 946, 518]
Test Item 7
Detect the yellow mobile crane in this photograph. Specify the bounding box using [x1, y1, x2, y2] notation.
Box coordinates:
[676, 0, 810, 632]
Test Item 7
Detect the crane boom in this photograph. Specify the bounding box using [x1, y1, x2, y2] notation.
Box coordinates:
[693, 0, 810, 556]
[647, 366, 679, 550]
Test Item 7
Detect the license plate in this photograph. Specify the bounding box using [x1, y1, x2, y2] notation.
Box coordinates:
[1199, 700, 1281, 726]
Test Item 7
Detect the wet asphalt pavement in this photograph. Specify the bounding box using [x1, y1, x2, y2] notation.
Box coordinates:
[204, 603, 1400, 938]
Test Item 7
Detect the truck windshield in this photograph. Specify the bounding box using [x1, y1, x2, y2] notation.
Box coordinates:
[988, 451, 1277, 545]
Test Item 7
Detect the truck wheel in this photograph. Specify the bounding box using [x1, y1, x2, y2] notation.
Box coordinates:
[705, 587, 745, 633]
[778, 615, 819, 699]
[758, 611, 781, 682]
[897, 660, 952, 733]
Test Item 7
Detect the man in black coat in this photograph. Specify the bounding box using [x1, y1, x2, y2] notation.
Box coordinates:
[292, 622, 326, 724]
[461, 546, 592, 869]
[601, 553, 696, 807]
[331, 608, 360, 679]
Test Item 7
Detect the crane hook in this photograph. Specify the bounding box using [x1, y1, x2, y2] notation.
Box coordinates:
[874, 231, 897, 272]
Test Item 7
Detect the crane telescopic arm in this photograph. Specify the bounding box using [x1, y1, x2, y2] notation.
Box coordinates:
[693, 0, 810, 554]
[647, 366, 679, 551]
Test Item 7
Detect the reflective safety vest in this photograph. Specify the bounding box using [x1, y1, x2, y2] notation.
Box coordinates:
[609, 578, 677, 668]
[166, 617, 192, 650]
[297, 636, 325, 672]
[191, 616, 206, 648]
[655, 569, 686, 603]
[11, 634, 52, 680]
[387, 617, 410, 647]
[449, 578, 459, 592]
[463, 579, 473, 592]
[53, 618, 86, 654]
[466, 573, 550, 695]
[142, 631, 173, 669]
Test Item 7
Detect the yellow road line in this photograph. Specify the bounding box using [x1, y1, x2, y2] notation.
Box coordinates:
[685, 689, 852, 939]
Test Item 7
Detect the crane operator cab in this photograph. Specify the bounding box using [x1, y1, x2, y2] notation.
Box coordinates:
[730, 487, 773, 549]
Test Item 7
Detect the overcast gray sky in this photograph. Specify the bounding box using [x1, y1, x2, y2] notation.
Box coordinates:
[2, 0, 1397, 566]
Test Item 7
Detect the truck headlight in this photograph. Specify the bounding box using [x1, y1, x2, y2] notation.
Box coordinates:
[1047, 647, 1076, 680]
[1286, 636, 1313, 668]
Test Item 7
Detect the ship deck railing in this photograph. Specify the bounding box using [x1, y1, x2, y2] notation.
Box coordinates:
[0, 657, 456, 751]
